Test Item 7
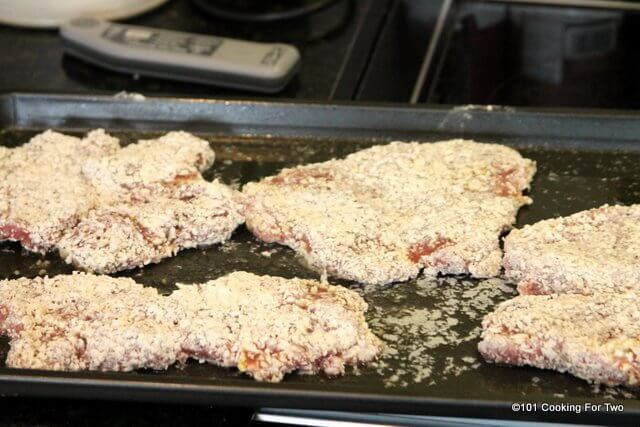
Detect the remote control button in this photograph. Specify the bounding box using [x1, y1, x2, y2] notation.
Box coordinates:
[70, 18, 100, 28]
[190, 44, 213, 55]
[125, 28, 155, 42]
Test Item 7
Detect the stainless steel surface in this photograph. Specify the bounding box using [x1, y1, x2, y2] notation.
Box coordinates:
[410, 0, 452, 103]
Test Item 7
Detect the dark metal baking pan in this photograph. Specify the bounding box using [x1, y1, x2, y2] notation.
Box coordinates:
[2, 93, 640, 425]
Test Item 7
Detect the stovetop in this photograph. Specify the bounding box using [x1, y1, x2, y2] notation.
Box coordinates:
[2, 0, 639, 109]
[0, 0, 387, 101]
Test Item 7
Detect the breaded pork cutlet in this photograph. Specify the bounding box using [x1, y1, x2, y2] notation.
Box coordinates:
[81, 131, 215, 197]
[478, 292, 640, 387]
[504, 204, 640, 295]
[58, 179, 244, 274]
[0, 130, 119, 252]
[0, 129, 244, 273]
[0, 273, 184, 372]
[58, 132, 243, 274]
[171, 271, 383, 382]
[243, 140, 535, 285]
[0, 272, 382, 382]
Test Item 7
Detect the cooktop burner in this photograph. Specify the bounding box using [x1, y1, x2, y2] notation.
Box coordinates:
[191, 0, 340, 22]
[190, 0, 352, 43]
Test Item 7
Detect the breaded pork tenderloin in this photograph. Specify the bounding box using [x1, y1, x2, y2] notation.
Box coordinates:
[0, 272, 382, 382]
[1, 130, 243, 273]
[171, 271, 383, 382]
[82, 131, 215, 197]
[478, 292, 640, 387]
[243, 140, 535, 285]
[504, 204, 640, 295]
[57, 131, 243, 273]
[0, 273, 185, 372]
[58, 179, 244, 274]
[0, 130, 119, 252]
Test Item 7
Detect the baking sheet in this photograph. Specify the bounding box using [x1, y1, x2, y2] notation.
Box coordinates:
[1, 94, 639, 424]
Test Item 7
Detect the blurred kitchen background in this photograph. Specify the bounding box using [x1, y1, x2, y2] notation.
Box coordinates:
[2, 0, 639, 109]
